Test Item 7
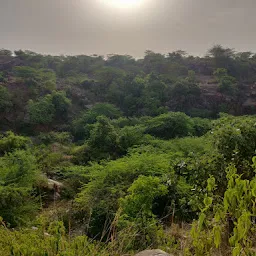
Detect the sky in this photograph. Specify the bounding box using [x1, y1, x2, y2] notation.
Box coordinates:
[0, 0, 256, 57]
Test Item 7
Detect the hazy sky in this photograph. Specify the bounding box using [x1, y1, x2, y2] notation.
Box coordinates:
[0, 0, 256, 57]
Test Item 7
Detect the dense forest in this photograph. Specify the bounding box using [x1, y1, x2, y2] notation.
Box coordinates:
[1, 46, 256, 255]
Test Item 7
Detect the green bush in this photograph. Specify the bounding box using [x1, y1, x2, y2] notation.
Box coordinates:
[212, 115, 256, 178]
[28, 91, 71, 126]
[38, 132, 73, 145]
[75, 152, 171, 238]
[0, 150, 39, 226]
[144, 112, 194, 139]
[0, 221, 110, 256]
[14, 66, 57, 93]
[0, 131, 31, 155]
[0, 85, 12, 112]
[72, 103, 122, 141]
[118, 176, 168, 249]
[28, 95, 55, 125]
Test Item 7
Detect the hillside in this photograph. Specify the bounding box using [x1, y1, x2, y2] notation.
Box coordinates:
[1, 46, 256, 133]
[1, 46, 256, 255]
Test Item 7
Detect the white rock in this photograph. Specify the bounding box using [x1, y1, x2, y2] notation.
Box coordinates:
[134, 249, 172, 256]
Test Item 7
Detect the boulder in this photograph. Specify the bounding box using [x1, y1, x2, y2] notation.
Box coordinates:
[134, 249, 172, 256]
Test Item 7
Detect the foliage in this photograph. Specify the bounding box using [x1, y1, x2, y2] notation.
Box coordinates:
[28, 95, 55, 125]
[38, 132, 73, 145]
[0, 221, 111, 256]
[0, 150, 39, 226]
[28, 91, 71, 126]
[118, 176, 168, 249]
[214, 68, 237, 95]
[51, 91, 71, 121]
[171, 71, 201, 111]
[120, 176, 168, 219]
[0, 150, 38, 188]
[3, 46, 256, 254]
[191, 163, 256, 256]
[87, 116, 120, 160]
[72, 103, 122, 140]
[144, 112, 194, 139]
[212, 115, 256, 178]
[0, 85, 12, 112]
[14, 66, 56, 93]
[0, 131, 31, 155]
[75, 152, 171, 238]
[192, 117, 212, 136]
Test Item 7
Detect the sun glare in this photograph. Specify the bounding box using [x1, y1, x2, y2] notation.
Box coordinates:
[102, 0, 144, 9]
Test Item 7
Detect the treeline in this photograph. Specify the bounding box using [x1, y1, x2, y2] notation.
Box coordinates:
[1, 45, 256, 134]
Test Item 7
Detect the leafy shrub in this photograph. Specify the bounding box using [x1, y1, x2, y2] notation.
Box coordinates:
[0, 131, 31, 155]
[144, 112, 194, 139]
[28, 95, 55, 125]
[0, 85, 12, 112]
[212, 114, 256, 178]
[14, 66, 57, 93]
[51, 91, 71, 121]
[75, 152, 171, 238]
[0, 150, 39, 226]
[28, 91, 71, 126]
[191, 162, 256, 256]
[119, 125, 146, 154]
[72, 103, 122, 141]
[214, 68, 237, 95]
[0, 186, 38, 227]
[0, 221, 110, 256]
[118, 176, 168, 249]
[38, 132, 73, 145]
[192, 117, 212, 136]
[88, 116, 120, 157]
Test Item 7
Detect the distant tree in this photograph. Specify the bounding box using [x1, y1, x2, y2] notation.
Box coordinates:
[51, 91, 71, 121]
[143, 50, 166, 74]
[167, 50, 187, 62]
[57, 55, 104, 77]
[170, 70, 201, 111]
[214, 68, 237, 95]
[89, 103, 122, 120]
[94, 66, 126, 86]
[28, 91, 71, 126]
[72, 103, 122, 140]
[207, 45, 235, 71]
[0, 86, 12, 112]
[139, 73, 169, 116]
[121, 76, 146, 116]
[28, 95, 55, 125]
[14, 66, 56, 93]
[0, 49, 12, 56]
[106, 54, 136, 69]
[144, 112, 194, 139]
[14, 50, 45, 68]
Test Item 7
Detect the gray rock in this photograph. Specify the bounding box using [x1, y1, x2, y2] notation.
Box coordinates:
[134, 249, 172, 256]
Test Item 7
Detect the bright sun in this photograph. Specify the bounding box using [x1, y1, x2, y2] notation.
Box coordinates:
[103, 0, 144, 9]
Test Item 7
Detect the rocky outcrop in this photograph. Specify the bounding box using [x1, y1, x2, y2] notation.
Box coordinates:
[134, 249, 172, 256]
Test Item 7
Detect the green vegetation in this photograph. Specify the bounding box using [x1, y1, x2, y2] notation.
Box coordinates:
[1, 46, 256, 255]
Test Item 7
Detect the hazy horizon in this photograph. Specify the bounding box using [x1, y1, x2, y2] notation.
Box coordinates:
[1, 0, 256, 57]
